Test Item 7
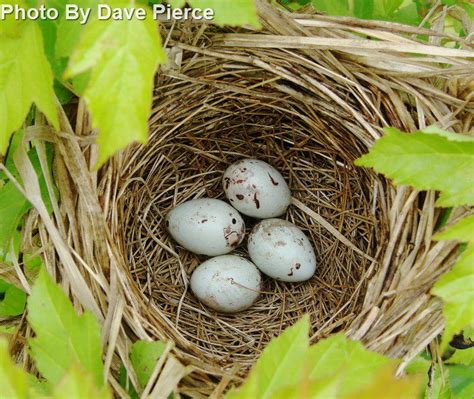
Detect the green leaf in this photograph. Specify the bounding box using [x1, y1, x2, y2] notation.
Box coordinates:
[189, 0, 260, 27]
[434, 215, 474, 242]
[355, 128, 474, 207]
[345, 365, 422, 399]
[130, 340, 165, 389]
[0, 20, 59, 154]
[448, 364, 474, 398]
[27, 269, 104, 387]
[55, 0, 99, 59]
[311, 0, 351, 15]
[354, 0, 374, 19]
[0, 337, 29, 399]
[0, 279, 27, 317]
[271, 373, 341, 399]
[432, 244, 474, 352]
[428, 363, 452, 399]
[0, 138, 58, 255]
[227, 316, 310, 399]
[52, 364, 111, 399]
[306, 333, 394, 396]
[0, 180, 31, 255]
[118, 364, 139, 399]
[66, 3, 166, 167]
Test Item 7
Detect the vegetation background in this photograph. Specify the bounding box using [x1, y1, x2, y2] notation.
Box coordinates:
[0, 0, 472, 398]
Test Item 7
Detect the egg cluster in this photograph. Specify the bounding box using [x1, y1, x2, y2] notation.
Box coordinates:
[165, 159, 316, 313]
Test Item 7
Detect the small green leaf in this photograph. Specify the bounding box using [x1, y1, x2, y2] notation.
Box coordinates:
[0, 180, 31, 255]
[0, 20, 59, 154]
[0, 138, 58, 255]
[0, 279, 27, 317]
[118, 364, 139, 399]
[434, 215, 474, 242]
[432, 244, 474, 352]
[306, 333, 394, 396]
[0, 337, 29, 399]
[227, 316, 310, 399]
[27, 269, 104, 387]
[52, 364, 111, 399]
[355, 128, 474, 207]
[189, 0, 260, 27]
[130, 340, 165, 389]
[66, 3, 167, 167]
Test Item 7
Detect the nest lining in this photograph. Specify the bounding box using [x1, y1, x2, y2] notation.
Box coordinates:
[110, 56, 389, 370]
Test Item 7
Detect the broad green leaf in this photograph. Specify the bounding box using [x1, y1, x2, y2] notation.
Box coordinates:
[55, 0, 99, 59]
[448, 364, 474, 398]
[27, 269, 104, 387]
[271, 373, 341, 399]
[432, 244, 474, 352]
[306, 333, 394, 396]
[52, 364, 111, 399]
[423, 125, 474, 142]
[189, 0, 260, 27]
[0, 337, 28, 399]
[66, 3, 166, 167]
[345, 365, 422, 399]
[0, 20, 59, 154]
[450, 348, 474, 367]
[0, 279, 27, 317]
[227, 316, 310, 399]
[130, 340, 165, 389]
[355, 128, 474, 207]
[434, 215, 474, 242]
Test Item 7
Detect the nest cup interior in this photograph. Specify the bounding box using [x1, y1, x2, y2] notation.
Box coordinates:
[111, 53, 389, 371]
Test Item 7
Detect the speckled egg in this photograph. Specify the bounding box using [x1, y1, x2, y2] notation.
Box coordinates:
[223, 159, 291, 218]
[248, 219, 316, 282]
[190, 255, 262, 313]
[165, 198, 245, 256]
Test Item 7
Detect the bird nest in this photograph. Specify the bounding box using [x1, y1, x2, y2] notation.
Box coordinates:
[19, 1, 473, 397]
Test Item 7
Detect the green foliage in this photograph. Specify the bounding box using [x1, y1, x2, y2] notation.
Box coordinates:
[305, 333, 394, 395]
[130, 340, 165, 388]
[66, 2, 167, 167]
[228, 317, 419, 398]
[227, 316, 310, 398]
[355, 127, 474, 207]
[0, 131, 57, 256]
[0, 279, 27, 317]
[432, 244, 474, 352]
[311, 0, 421, 25]
[0, 16, 59, 155]
[27, 268, 104, 387]
[51, 364, 111, 399]
[356, 126, 474, 355]
[0, 338, 29, 399]
[189, 0, 260, 27]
